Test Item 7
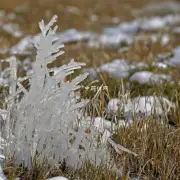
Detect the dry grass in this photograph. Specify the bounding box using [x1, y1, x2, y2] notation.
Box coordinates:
[112, 119, 180, 179]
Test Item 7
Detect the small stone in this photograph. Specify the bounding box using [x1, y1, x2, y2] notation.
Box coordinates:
[129, 71, 171, 84]
[46, 177, 69, 180]
[107, 98, 121, 114]
[98, 59, 130, 79]
[123, 96, 174, 121]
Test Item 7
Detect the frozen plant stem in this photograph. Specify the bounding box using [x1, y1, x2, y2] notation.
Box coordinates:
[4, 15, 111, 170]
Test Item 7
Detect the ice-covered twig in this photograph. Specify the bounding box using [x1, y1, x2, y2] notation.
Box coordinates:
[108, 138, 138, 156]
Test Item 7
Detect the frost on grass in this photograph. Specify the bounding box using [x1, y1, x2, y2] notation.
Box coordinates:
[3, 15, 110, 169]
